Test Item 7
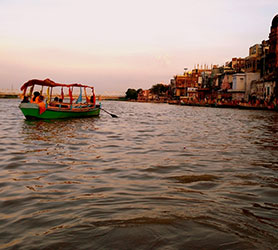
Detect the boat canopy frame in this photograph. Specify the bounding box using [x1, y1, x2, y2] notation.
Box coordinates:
[20, 78, 96, 106]
[20, 78, 95, 91]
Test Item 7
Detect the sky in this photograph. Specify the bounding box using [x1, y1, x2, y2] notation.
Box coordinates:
[0, 0, 277, 95]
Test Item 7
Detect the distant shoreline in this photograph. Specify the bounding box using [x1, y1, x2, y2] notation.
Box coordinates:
[0, 94, 19, 98]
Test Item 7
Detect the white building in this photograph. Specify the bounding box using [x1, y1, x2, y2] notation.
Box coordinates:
[232, 73, 246, 91]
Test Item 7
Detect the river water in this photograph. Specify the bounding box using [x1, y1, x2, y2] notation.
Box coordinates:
[0, 99, 278, 249]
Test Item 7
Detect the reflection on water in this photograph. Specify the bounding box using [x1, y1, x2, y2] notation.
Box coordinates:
[0, 99, 278, 249]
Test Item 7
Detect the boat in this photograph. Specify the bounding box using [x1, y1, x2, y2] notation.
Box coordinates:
[19, 78, 101, 120]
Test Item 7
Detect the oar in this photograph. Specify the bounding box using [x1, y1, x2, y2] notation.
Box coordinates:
[101, 108, 118, 118]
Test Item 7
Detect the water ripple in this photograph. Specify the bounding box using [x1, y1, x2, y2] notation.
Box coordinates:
[0, 99, 278, 249]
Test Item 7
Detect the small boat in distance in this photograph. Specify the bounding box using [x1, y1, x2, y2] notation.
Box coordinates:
[19, 78, 101, 120]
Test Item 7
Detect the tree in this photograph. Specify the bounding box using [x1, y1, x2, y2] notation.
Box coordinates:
[150, 84, 169, 96]
[125, 88, 138, 100]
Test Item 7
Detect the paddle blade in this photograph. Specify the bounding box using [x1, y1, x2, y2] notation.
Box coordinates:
[101, 108, 118, 118]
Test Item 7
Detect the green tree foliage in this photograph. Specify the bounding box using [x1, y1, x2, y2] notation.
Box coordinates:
[150, 84, 169, 96]
[125, 88, 138, 100]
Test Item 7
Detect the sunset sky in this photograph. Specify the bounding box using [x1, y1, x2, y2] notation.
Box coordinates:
[0, 0, 277, 94]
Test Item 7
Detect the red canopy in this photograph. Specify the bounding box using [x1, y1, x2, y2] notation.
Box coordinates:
[20, 78, 94, 91]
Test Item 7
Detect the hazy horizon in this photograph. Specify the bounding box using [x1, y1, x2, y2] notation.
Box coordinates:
[1, 0, 277, 95]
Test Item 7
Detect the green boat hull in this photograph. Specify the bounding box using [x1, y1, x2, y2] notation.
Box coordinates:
[19, 103, 100, 120]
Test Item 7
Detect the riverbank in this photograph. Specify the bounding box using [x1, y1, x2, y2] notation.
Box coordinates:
[136, 99, 278, 111]
[174, 102, 273, 111]
[177, 101, 278, 111]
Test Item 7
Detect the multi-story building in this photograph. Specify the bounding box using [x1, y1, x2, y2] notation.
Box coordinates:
[174, 75, 186, 97]
[245, 44, 262, 73]
[231, 57, 245, 72]
[173, 69, 201, 98]
[250, 14, 278, 100]
[259, 40, 270, 77]
[268, 14, 278, 72]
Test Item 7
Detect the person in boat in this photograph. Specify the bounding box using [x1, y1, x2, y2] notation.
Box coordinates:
[37, 95, 46, 114]
[90, 95, 95, 104]
[30, 91, 40, 103]
[88, 95, 96, 107]
[55, 98, 69, 108]
[21, 96, 29, 103]
[49, 96, 59, 106]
